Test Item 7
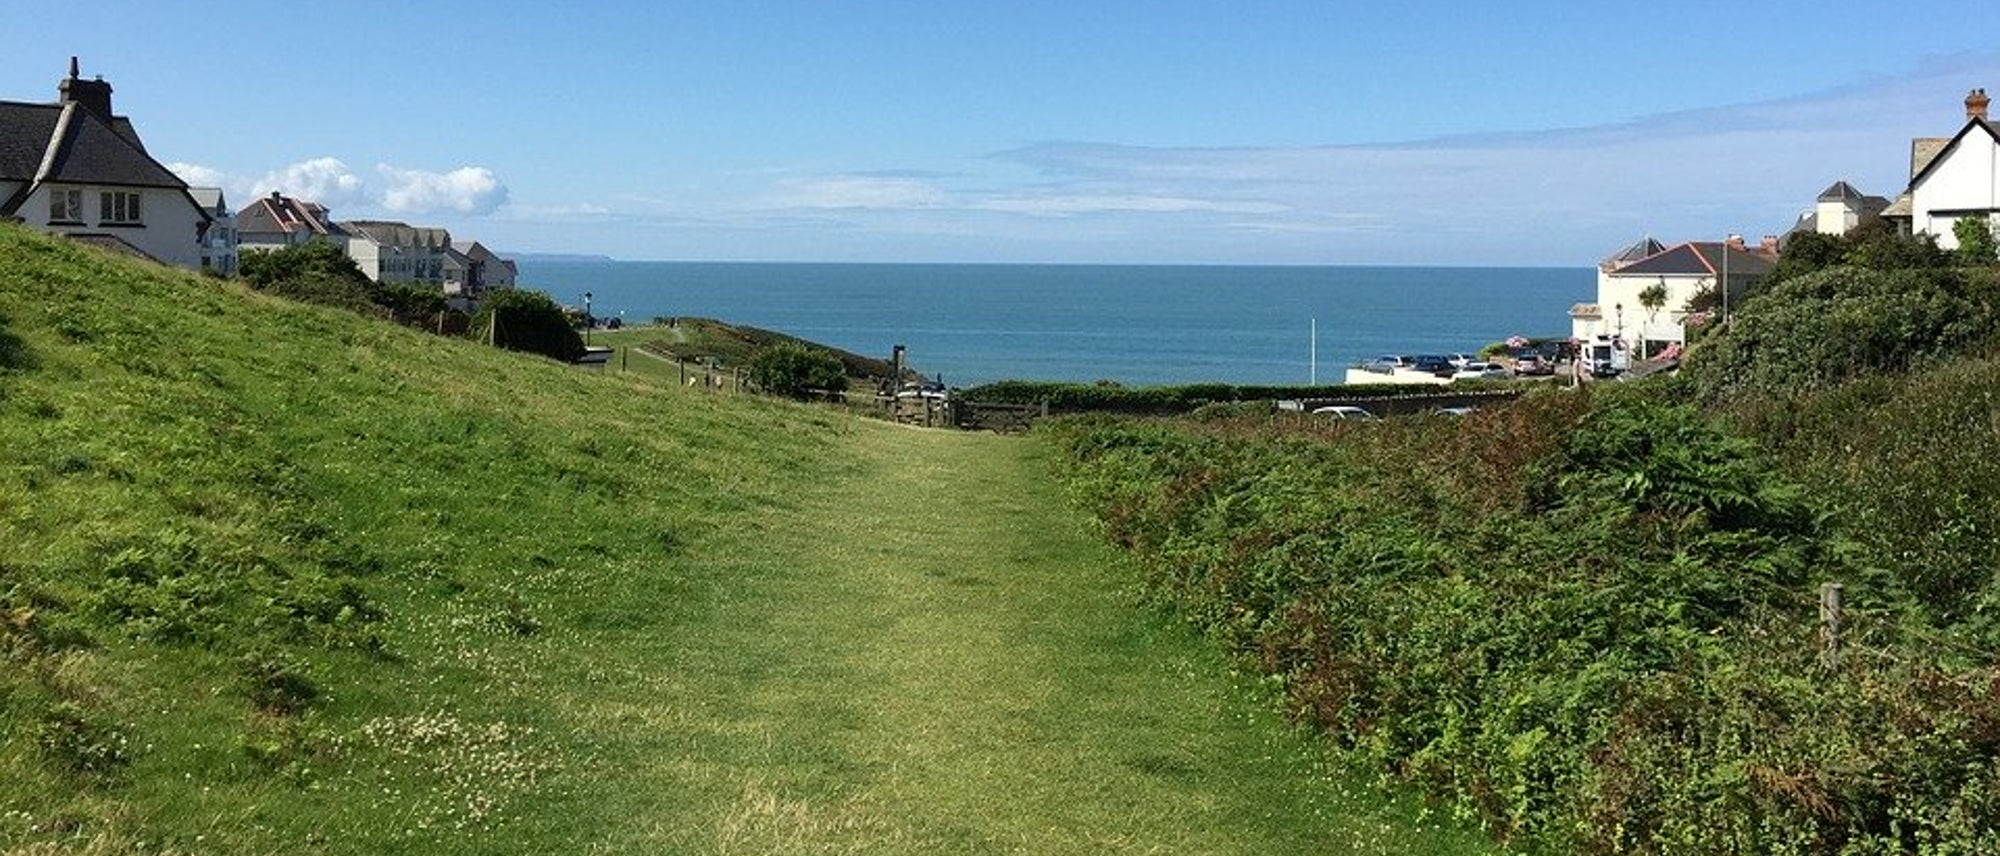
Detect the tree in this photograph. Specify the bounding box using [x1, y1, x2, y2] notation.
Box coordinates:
[1953, 216, 1998, 266]
[470, 289, 584, 362]
[239, 240, 372, 291]
[748, 342, 846, 399]
[1637, 281, 1668, 358]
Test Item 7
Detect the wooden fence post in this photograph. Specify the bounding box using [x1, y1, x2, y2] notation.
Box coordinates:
[1819, 582, 1844, 670]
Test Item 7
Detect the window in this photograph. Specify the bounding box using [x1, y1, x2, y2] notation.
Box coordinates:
[47, 189, 82, 222]
[99, 191, 142, 224]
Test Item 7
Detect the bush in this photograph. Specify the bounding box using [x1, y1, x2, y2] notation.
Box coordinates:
[748, 342, 846, 398]
[1685, 265, 2000, 398]
[239, 240, 372, 291]
[1046, 387, 2000, 854]
[470, 289, 584, 362]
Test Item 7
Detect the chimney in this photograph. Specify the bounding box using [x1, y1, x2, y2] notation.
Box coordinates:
[1725, 234, 1745, 251]
[1760, 235, 1780, 255]
[1968, 88, 1990, 122]
[56, 56, 114, 121]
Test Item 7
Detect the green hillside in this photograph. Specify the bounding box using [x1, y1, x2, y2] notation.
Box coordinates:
[0, 225, 1495, 855]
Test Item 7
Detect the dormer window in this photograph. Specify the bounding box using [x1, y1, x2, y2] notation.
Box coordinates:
[99, 191, 142, 225]
[47, 188, 82, 223]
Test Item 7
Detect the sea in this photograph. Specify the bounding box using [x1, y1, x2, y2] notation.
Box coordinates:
[517, 261, 1594, 388]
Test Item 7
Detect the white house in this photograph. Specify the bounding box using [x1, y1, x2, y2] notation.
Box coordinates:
[341, 220, 452, 285]
[0, 58, 209, 268]
[1787, 181, 1889, 240]
[187, 186, 236, 275]
[1885, 88, 2000, 249]
[1573, 237, 1775, 351]
[234, 191, 346, 252]
[442, 239, 516, 304]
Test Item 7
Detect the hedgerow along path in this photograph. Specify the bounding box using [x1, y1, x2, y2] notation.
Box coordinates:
[587, 420, 1498, 854]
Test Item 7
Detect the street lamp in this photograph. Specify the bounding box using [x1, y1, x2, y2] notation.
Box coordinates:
[583, 291, 593, 346]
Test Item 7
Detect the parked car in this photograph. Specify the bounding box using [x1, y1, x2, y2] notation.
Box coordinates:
[1361, 354, 1413, 373]
[1311, 405, 1376, 420]
[1511, 350, 1554, 376]
[1412, 354, 1455, 375]
[1447, 353, 1477, 369]
[1454, 361, 1510, 380]
[1432, 406, 1475, 417]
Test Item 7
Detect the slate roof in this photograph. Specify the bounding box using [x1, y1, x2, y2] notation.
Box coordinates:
[0, 100, 183, 189]
[65, 232, 160, 263]
[1611, 242, 1775, 278]
[343, 220, 451, 249]
[1818, 181, 1868, 202]
[187, 186, 226, 213]
[1602, 236, 1666, 271]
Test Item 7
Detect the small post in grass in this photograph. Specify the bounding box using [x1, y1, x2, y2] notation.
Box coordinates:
[1819, 581, 1844, 670]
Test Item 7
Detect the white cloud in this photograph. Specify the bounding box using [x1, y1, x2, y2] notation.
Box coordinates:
[165, 162, 228, 189]
[375, 165, 509, 216]
[977, 193, 1291, 217]
[767, 176, 946, 209]
[250, 157, 367, 208]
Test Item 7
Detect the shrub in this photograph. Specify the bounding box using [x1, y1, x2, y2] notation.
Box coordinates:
[1685, 265, 2000, 398]
[33, 702, 130, 777]
[470, 289, 585, 362]
[1043, 389, 2000, 855]
[748, 342, 846, 398]
[239, 648, 319, 715]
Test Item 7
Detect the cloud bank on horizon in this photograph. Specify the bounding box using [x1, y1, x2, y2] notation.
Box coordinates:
[168, 52, 1999, 266]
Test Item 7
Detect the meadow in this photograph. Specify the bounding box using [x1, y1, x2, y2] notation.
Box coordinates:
[0, 224, 1494, 855]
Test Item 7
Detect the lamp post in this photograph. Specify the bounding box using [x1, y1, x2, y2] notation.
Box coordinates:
[1615, 302, 1624, 337]
[583, 291, 593, 346]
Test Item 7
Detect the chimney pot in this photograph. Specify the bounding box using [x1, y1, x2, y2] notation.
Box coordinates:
[1968, 88, 1991, 121]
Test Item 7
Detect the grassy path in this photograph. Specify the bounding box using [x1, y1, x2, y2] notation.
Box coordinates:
[569, 422, 1496, 854]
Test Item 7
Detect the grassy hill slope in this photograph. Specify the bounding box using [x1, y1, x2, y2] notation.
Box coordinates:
[0, 226, 1495, 855]
[0, 225, 845, 853]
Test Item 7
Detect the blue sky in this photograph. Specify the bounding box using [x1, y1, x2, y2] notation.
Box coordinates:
[6, 1, 1999, 265]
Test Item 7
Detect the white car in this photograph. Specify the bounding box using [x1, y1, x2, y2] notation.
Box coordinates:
[1454, 362, 1511, 380]
[1311, 405, 1376, 420]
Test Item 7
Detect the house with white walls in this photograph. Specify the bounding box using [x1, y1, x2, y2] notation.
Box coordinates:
[341, 220, 452, 285]
[1572, 237, 1775, 351]
[188, 187, 236, 275]
[0, 59, 210, 268]
[1786, 181, 1889, 241]
[1884, 89, 2000, 249]
[441, 239, 516, 305]
[235, 191, 346, 252]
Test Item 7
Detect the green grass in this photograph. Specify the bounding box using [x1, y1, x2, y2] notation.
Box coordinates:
[0, 224, 1496, 854]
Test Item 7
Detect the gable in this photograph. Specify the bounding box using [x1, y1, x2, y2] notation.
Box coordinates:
[1908, 118, 2000, 192]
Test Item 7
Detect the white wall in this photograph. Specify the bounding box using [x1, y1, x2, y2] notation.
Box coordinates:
[1912, 131, 2000, 250]
[1595, 270, 1712, 346]
[16, 183, 206, 269]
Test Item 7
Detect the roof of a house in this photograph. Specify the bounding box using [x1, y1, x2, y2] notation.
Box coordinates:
[0, 98, 193, 218]
[1818, 181, 1869, 202]
[343, 220, 451, 249]
[237, 193, 344, 238]
[1602, 236, 1666, 271]
[1610, 242, 1776, 278]
[1911, 137, 1951, 181]
[187, 186, 226, 212]
[64, 232, 160, 263]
